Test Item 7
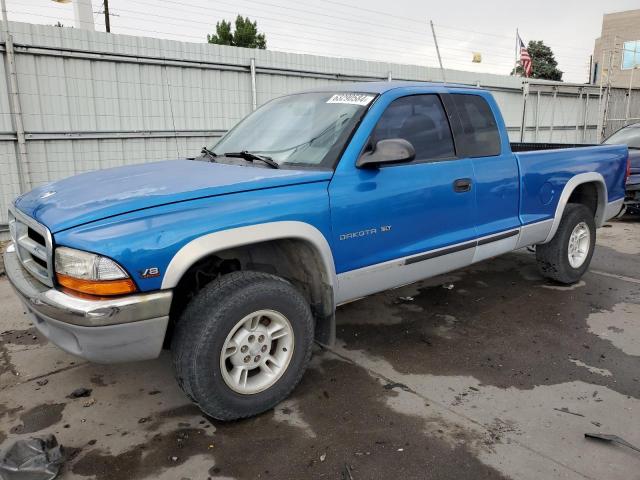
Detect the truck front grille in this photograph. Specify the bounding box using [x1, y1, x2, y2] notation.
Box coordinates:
[8, 207, 54, 287]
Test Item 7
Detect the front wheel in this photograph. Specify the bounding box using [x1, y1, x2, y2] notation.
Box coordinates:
[536, 203, 596, 284]
[171, 271, 314, 420]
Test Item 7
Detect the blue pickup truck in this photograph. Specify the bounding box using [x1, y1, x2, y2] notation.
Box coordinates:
[4, 82, 629, 420]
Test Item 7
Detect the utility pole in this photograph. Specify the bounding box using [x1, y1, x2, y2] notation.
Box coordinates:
[103, 0, 110, 32]
[429, 20, 445, 83]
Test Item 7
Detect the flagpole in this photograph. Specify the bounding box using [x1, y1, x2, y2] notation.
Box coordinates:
[514, 28, 519, 76]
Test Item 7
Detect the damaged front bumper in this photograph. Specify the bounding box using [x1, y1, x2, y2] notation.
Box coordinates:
[3, 245, 172, 363]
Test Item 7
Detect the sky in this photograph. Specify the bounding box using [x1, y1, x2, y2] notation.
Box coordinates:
[5, 0, 640, 83]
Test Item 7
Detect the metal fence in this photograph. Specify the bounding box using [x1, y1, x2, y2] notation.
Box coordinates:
[0, 21, 638, 234]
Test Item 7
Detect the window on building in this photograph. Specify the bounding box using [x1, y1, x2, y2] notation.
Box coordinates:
[622, 40, 640, 70]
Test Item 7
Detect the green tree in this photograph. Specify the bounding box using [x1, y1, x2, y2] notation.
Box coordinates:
[207, 15, 266, 49]
[512, 40, 563, 81]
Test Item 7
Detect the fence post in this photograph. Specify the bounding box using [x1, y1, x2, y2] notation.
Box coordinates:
[582, 93, 590, 143]
[250, 58, 257, 111]
[1, 2, 29, 193]
[625, 66, 636, 126]
[534, 90, 540, 142]
[549, 86, 557, 142]
[575, 87, 583, 143]
[519, 82, 529, 142]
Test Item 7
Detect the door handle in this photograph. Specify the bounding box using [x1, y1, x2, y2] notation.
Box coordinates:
[453, 178, 472, 193]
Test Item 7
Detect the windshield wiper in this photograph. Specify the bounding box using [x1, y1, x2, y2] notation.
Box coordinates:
[222, 151, 280, 169]
[200, 146, 217, 162]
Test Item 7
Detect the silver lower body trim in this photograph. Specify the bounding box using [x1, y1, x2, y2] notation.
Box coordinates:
[516, 219, 554, 248]
[336, 245, 474, 305]
[335, 219, 559, 305]
[603, 197, 624, 222]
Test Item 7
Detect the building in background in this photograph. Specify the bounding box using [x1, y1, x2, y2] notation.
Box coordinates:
[592, 9, 640, 88]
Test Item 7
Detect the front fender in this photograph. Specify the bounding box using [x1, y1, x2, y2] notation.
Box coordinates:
[161, 221, 337, 295]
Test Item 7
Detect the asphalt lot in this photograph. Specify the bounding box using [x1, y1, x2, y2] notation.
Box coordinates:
[1, 219, 639, 480]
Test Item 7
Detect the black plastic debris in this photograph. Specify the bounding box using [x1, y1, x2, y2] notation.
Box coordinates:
[67, 388, 92, 399]
[585, 433, 640, 454]
[0, 435, 64, 480]
[382, 382, 411, 392]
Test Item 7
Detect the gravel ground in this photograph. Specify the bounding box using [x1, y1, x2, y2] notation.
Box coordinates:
[0, 219, 639, 479]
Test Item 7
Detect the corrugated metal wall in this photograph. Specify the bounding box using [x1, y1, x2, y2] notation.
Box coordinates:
[0, 21, 628, 232]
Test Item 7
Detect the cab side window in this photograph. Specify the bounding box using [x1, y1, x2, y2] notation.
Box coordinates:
[371, 95, 455, 163]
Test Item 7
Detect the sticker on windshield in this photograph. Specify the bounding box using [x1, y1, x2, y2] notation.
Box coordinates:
[326, 93, 375, 106]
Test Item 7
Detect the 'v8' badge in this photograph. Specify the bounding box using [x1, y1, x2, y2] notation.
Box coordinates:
[140, 267, 160, 279]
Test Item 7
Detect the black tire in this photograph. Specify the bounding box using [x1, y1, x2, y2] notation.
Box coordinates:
[536, 203, 596, 284]
[171, 271, 314, 420]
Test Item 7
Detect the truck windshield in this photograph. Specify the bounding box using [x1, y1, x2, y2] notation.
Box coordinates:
[603, 124, 640, 149]
[210, 92, 375, 168]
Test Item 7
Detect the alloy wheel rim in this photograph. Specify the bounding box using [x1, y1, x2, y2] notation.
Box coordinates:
[567, 221, 590, 268]
[220, 309, 294, 395]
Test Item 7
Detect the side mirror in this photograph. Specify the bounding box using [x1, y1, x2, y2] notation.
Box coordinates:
[356, 138, 416, 168]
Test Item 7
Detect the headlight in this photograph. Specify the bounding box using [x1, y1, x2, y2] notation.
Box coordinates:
[55, 247, 136, 296]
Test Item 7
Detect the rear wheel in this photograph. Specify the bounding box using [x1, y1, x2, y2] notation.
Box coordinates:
[171, 271, 314, 420]
[536, 203, 596, 284]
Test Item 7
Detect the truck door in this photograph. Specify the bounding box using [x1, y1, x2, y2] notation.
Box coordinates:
[445, 92, 521, 262]
[329, 92, 478, 303]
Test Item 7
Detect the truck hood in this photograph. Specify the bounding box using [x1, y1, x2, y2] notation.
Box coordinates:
[15, 160, 332, 233]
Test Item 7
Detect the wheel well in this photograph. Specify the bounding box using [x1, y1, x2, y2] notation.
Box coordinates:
[567, 182, 600, 218]
[166, 239, 335, 348]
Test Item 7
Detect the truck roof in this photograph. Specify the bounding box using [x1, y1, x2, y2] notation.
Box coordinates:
[304, 80, 480, 94]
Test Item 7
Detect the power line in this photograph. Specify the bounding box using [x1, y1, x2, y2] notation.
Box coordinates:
[8, 1, 590, 79]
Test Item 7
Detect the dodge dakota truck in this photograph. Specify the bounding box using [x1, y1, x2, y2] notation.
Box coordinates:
[4, 81, 629, 420]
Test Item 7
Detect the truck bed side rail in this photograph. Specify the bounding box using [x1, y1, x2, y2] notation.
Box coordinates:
[511, 142, 597, 152]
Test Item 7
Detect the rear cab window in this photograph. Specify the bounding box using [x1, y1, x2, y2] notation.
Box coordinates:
[451, 94, 501, 157]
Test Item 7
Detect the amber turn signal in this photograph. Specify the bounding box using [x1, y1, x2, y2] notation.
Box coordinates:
[57, 274, 137, 296]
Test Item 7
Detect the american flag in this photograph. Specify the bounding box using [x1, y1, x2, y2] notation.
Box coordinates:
[518, 35, 532, 77]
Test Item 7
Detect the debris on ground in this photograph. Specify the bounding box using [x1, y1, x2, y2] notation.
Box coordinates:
[67, 388, 92, 399]
[382, 382, 411, 392]
[319, 453, 326, 462]
[0, 435, 64, 480]
[343, 463, 354, 480]
[36, 379, 48, 387]
[585, 433, 640, 453]
[82, 399, 95, 408]
[397, 296, 414, 302]
[442, 284, 455, 290]
[553, 407, 584, 417]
